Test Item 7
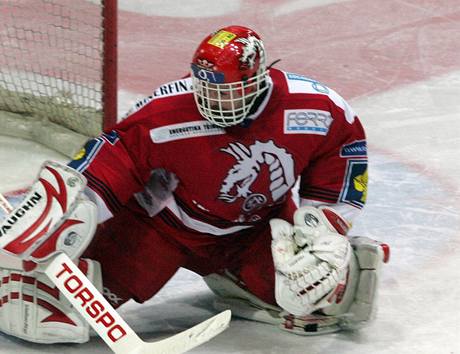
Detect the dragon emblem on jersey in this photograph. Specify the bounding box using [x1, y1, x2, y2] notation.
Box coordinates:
[218, 140, 295, 213]
[235, 35, 265, 70]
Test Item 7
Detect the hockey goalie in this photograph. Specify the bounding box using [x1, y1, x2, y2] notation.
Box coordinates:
[0, 25, 389, 344]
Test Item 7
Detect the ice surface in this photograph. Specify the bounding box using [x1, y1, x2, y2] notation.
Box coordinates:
[0, 1, 459, 353]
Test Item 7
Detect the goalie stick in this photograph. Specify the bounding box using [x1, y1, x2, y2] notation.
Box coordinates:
[0, 192, 231, 354]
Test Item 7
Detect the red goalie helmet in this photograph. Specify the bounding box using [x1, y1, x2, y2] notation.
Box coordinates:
[191, 25, 269, 127]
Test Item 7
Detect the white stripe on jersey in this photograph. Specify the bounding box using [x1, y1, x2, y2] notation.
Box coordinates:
[166, 198, 253, 236]
[122, 78, 193, 119]
[284, 71, 356, 124]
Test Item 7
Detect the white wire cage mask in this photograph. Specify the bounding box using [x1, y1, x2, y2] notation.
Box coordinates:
[192, 70, 269, 127]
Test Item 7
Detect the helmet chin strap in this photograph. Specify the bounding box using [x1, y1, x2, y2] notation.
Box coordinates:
[239, 91, 268, 127]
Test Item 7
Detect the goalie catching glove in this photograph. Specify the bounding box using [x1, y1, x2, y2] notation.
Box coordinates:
[271, 206, 352, 316]
[205, 206, 389, 335]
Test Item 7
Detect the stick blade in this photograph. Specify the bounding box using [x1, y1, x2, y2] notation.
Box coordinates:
[134, 310, 231, 354]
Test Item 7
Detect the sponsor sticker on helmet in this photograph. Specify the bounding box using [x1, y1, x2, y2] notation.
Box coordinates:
[208, 30, 237, 48]
[191, 63, 225, 83]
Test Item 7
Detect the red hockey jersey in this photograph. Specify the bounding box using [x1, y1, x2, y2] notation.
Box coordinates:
[69, 68, 367, 236]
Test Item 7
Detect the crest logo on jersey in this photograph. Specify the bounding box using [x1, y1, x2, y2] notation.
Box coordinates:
[218, 140, 295, 217]
[73, 147, 86, 160]
[339, 160, 368, 208]
[68, 137, 106, 172]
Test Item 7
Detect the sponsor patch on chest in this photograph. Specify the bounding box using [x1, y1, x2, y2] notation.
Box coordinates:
[150, 121, 225, 143]
[283, 109, 333, 135]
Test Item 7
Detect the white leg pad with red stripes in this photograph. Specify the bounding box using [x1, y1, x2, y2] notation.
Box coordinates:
[0, 258, 101, 344]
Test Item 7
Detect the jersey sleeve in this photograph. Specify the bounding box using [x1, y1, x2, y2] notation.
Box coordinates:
[298, 99, 368, 223]
[68, 107, 158, 222]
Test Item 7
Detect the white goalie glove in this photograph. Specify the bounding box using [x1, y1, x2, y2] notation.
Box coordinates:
[0, 161, 97, 264]
[272, 206, 389, 333]
[271, 206, 352, 316]
[205, 206, 389, 335]
[0, 161, 101, 343]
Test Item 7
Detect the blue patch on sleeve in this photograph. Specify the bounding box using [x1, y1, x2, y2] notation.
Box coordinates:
[68, 137, 104, 172]
[340, 140, 367, 158]
[339, 160, 368, 208]
[102, 130, 119, 145]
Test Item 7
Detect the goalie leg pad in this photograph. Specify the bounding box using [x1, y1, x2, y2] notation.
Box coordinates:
[0, 258, 102, 344]
[279, 236, 389, 335]
[204, 236, 389, 336]
[204, 271, 349, 335]
[338, 236, 390, 328]
[204, 272, 282, 325]
[310, 236, 388, 329]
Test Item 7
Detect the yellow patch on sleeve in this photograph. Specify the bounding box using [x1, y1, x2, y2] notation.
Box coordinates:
[73, 147, 86, 160]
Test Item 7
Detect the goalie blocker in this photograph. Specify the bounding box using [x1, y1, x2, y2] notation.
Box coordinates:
[0, 161, 100, 343]
[0, 161, 97, 263]
[205, 206, 390, 335]
[0, 162, 231, 353]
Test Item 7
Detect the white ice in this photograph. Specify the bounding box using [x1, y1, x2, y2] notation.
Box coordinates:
[1, 1, 460, 353]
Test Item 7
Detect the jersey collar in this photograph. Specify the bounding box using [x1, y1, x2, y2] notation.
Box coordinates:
[240, 75, 274, 127]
